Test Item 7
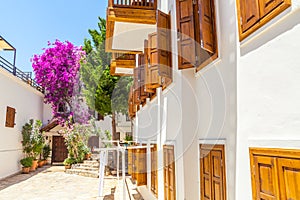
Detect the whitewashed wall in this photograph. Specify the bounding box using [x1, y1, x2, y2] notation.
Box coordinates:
[0, 68, 51, 179]
[134, 0, 238, 199]
[237, 3, 300, 199]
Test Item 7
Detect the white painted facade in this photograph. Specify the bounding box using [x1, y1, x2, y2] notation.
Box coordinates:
[237, 3, 300, 199]
[0, 68, 52, 179]
[126, 0, 300, 199]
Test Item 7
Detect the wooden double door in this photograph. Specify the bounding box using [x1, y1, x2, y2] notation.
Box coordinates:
[200, 144, 227, 200]
[164, 145, 176, 200]
[52, 136, 68, 163]
[250, 148, 300, 200]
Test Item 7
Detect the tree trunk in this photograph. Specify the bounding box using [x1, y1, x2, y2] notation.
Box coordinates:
[112, 112, 117, 143]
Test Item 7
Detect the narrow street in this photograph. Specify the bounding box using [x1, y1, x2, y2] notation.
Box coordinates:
[0, 166, 118, 200]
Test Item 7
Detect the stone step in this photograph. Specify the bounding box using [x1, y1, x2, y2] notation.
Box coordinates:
[75, 164, 99, 168]
[72, 166, 99, 172]
[66, 169, 99, 178]
[83, 160, 99, 165]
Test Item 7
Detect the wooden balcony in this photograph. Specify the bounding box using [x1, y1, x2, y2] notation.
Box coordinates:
[106, 0, 157, 53]
[107, 0, 157, 24]
[110, 53, 136, 76]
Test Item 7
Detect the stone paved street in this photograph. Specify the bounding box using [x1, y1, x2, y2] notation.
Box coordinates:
[0, 166, 121, 200]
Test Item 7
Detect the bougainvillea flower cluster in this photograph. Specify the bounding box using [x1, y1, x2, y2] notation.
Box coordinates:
[32, 40, 86, 124]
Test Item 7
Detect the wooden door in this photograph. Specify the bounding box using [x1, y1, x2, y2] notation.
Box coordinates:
[151, 144, 158, 196]
[164, 145, 176, 200]
[52, 136, 68, 163]
[136, 148, 147, 186]
[200, 144, 226, 200]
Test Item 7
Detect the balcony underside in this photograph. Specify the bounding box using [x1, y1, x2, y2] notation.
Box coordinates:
[110, 59, 135, 76]
[106, 7, 157, 53]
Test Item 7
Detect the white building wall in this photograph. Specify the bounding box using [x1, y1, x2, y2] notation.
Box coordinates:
[134, 0, 238, 199]
[0, 68, 50, 179]
[237, 3, 300, 199]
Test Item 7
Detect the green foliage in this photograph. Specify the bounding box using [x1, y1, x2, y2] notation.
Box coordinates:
[21, 119, 45, 159]
[20, 157, 33, 167]
[64, 123, 92, 163]
[81, 17, 132, 117]
[124, 135, 133, 141]
[42, 144, 51, 160]
[63, 157, 76, 166]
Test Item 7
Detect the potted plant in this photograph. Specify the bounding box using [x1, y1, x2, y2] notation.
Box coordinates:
[20, 157, 33, 174]
[21, 119, 44, 171]
[42, 144, 51, 165]
[83, 145, 91, 160]
[63, 157, 76, 169]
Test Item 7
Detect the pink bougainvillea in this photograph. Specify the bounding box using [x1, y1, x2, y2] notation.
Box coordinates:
[32, 40, 88, 124]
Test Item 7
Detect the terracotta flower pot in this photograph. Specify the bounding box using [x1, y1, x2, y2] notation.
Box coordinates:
[38, 160, 44, 167]
[85, 153, 91, 160]
[22, 167, 30, 174]
[30, 160, 38, 171]
[43, 160, 48, 165]
[65, 165, 71, 170]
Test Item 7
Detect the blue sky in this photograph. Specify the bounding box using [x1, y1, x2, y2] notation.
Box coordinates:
[0, 0, 107, 73]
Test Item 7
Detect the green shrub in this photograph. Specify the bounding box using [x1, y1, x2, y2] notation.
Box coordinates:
[63, 157, 76, 166]
[20, 157, 33, 167]
[42, 144, 51, 160]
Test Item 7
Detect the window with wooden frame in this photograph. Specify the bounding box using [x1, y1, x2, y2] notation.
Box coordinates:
[164, 145, 176, 200]
[237, 0, 291, 40]
[249, 148, 300, 200]
[200, 144, 227, 200]
[176, 0, 218, 71]
[5, 106, 16, 128]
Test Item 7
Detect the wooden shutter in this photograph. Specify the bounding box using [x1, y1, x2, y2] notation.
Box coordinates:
[157, 11, 172, 84]
[200, 144, 226, 200]
[251, 156, 280, 199]
[148, 32, 160, 88]
[128, 86, 135, 118]
[164, 145, 176, 200]
[198, 0, 216, 54]
[133, 68, 140, 105]
[259, 0, 284, 17]
[176, 0, 196, 69]
[239, 0, 260, 32]
[5, 106, 16, 128]
[144, 39, 155, 93]
[138, 54, 148, 102]
[277, 158, 300, 200]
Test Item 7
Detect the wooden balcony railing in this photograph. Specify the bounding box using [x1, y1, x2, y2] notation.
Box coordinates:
[112, 53, 136, 61]
[108, 0, 157, 10]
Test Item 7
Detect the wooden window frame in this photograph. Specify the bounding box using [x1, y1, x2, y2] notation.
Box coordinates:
[237, 0, 291, 41]
[176, 0, 219, 71]
[249, 147, 300, 200]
